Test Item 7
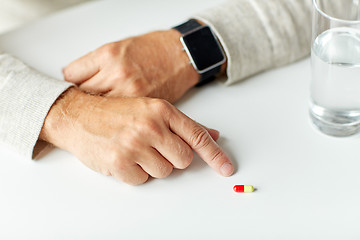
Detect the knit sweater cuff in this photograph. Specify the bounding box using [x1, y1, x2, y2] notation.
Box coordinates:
[0, 53, 73, 159]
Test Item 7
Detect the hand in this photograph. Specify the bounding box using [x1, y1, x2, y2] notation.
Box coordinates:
[39, 88, 234, 185]
[63, 30, 200, 103]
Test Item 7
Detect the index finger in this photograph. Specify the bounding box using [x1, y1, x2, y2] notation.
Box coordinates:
[169, 110, 234, 177]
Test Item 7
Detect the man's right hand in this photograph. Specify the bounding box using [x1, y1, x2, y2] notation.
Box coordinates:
[39, 88, 234, 185]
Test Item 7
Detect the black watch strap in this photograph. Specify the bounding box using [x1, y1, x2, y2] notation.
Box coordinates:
[197, 65, 221, 87]
[173, 19, 222, 87]
[174, 19, 201, 33]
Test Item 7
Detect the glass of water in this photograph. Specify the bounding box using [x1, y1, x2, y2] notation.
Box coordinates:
[310, 0, 360, 137]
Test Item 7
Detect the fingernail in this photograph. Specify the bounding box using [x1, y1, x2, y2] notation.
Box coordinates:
[208, 128, 220, 141]
[220, 162, 234, 177]
[211, 129, 220, 136]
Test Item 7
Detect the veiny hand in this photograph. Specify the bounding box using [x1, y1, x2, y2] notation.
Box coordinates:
[63, 30, 200, 103]
[40, 88, 234, 185]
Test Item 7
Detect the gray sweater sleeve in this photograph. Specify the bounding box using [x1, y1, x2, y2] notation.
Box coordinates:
[194, 0, 313, 85]
[0, 52, 73, 158]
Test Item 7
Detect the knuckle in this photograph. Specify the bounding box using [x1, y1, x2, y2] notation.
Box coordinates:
[120, 174, 149, 186]
[135, 118, 163, 138]
[151, 99, 173, 114]
[126, 132, 138, 144]
[123, 137, 142, 155]
[120, 130, 149, 154]
[100, 42, 118, 59]
[109, 63, 133, 81]
[127, 81, 145, 96]
[108, 149, 127, 171]
[144, 120, 163, 136]
[126, 126, 144, 142]
[156, 164, 173, 179]
[210, 149, 227, 165]
[128, 174, 149, 186]
[112, 160, 128, 173]
[190, 126, 211, 150]
[177, 149, 193, 169]
[115, 66, 132, 80]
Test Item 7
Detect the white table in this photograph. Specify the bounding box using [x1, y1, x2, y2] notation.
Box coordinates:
[1, 0, 360, 239]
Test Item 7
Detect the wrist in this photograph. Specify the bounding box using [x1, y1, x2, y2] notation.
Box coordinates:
[167, 29, 200, 87]
[39, 87, 89, 151]
[172, 19, 227, 86]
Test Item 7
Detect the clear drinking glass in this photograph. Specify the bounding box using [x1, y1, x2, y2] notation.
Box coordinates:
[310, 0, 360, 137]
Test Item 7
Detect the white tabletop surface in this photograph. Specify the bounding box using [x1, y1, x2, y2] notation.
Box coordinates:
[1, 0, 360, 239]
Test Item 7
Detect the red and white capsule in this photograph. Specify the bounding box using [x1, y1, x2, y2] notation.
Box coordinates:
[233, 185, 254, 193]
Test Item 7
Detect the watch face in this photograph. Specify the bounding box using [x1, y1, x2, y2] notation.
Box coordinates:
[182, 26, 225, 72]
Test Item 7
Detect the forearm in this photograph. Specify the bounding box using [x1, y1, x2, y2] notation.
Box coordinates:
[194, 0, 313, 84]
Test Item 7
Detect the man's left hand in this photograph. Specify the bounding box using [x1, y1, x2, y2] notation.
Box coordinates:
[63, 30, 199, 103]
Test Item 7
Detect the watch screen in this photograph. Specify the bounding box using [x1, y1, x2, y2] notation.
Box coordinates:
[182, 26, 225, 71]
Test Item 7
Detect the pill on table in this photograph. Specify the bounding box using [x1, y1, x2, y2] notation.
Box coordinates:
[233, 185, 254, 193]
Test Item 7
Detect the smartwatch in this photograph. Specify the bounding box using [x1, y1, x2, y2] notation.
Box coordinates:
[173, 19, 226, 86]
